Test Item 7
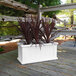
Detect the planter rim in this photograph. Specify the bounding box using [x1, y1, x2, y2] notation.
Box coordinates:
[17, 42, 58, 48]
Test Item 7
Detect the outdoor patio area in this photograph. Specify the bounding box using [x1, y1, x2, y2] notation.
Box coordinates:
[0, 48, 76, 76]
[0, 0, 76, 76]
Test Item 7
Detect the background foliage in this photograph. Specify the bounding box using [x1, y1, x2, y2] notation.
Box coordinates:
[0, 21, 20, 36]
[0, 0, 61, 36]
[0, 0, 61, 17]
[15, 0, 61, 17]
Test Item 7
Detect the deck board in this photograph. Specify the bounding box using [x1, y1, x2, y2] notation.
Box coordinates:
[0, 49, 76, 76]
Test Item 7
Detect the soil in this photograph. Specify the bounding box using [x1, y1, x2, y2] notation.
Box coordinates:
[0, 39, 75, 54]
[0, 42, 18, 54]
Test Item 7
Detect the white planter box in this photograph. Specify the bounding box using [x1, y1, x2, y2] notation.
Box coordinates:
[17, 42, 58, 64]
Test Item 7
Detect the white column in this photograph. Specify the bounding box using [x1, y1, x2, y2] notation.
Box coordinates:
[39, 11, 42, 20]
[38, 5, 43, 20]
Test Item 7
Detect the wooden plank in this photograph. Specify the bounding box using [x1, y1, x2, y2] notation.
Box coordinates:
[0, 64, 29, 76]
[0, 51, 30, 76]
[0, 51, 61, 76]
[0, 15, 27, 21]
[0, 60, 49, 76]
[0, 63, 49, 76]
[0, 51, 49, 76]
[0, 70, 10, 76]
[40, 3, 76, 12]
[44, 61, 76, 71]
[31, 62, 76, 76]
[0, 48, 76, 76]
[26, 64, 64, 76]
[0, 0, 37, 14]
[0, 15, 36, 22]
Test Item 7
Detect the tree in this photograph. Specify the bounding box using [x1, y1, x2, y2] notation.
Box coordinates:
[15, 0, 61, 17]
[0, 5, 25, 17]
[0, 21, 20, 36]
[66, 0, 76, 25]
[0, 0, 61, 17]
[0, 0, 61, 36]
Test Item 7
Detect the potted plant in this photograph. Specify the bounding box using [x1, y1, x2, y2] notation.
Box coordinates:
[17, 17, 58, 64]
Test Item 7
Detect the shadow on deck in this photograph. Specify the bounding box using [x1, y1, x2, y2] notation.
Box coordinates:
[0, 49, 76, 76]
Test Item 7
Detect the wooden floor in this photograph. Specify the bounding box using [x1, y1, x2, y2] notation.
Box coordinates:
[0, 49, 76, 76]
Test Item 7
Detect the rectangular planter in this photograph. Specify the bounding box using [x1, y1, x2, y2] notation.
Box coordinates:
[17, 42, 58, 64]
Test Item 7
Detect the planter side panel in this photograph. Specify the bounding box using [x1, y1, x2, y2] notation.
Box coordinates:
[17, 43, 58, 64]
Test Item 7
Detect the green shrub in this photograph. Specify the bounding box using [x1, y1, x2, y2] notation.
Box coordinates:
[0, 48, 4, 52]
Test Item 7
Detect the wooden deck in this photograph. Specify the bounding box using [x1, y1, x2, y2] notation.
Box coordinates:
[0, 49, 76, 76]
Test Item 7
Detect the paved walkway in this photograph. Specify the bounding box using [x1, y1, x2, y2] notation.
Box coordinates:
[0, 48, 76, 76]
